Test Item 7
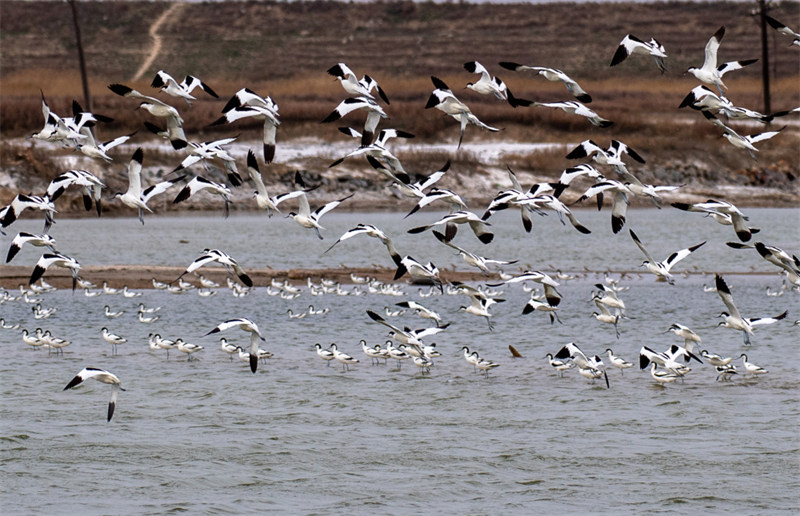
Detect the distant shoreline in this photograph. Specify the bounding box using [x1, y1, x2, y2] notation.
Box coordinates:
[1, 264, 779, 291]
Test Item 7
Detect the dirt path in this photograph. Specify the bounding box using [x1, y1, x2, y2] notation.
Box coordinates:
[131, 2, 186, 82]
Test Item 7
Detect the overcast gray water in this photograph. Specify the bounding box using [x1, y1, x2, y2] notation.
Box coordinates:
[1, 208, 798, 514]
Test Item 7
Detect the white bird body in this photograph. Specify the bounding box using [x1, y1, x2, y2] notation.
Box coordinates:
[553, 342, 609, 388]
[173, 176, 233, 216]
[687, 26, 757, 94]
[287, 191, 354, 240]
[63, 367, 125, 421]
[533, 100, 613, 127]
[425, 76, 500, 148]
[6, 231, 56, 263]
[151, 70, 218, 104]
[1, 194, 57, 232]
[500, 61, 591, 103]
[176, 338, 203, 360]
[179, 249, 252, 288]
[322, 96, 388, 146]
[205, 318, 265, 373]
[739, 353, 768, 375]
[629, 229, 705, 284]
[605, 349, 633, 373]
[610, 34, 668, 72]
[327, 63, 390, 104]
[715, 274, 787, 345]
[463, 61, 531, 107]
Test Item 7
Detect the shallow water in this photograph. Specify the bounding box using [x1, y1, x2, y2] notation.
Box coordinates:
[1, 208, 799, 514]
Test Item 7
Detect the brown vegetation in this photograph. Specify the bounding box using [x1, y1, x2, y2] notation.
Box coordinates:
[0, 1, 798, 209]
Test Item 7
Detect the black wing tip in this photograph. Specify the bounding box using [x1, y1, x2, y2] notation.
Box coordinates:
[610, 45, 628, 67]
[239, 274, 254, 288]
[478, 233, 494, 244]
[63, 375, 83, 390]
[108, 83, 132, 96]
[430, 76, 449, 90]
[321, 111, 341, 124]
[498, 61, 520, 71]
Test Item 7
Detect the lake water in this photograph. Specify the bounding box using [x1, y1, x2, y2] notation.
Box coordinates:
[1, 208, 799, 514]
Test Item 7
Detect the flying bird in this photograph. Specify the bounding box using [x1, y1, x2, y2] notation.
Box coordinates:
[63, 367, 125, 422]
[499, 61, 591, 103]
[629, 229, 706, 284]
[151, 70, 218, 104]
[609, 34, 668, 72]
[177, 248, 253, 287]
[425, 76, 500, 149]
[463, 60, 532, 107]
[687, 26, 758, 94]
[205, 318, 266, 373]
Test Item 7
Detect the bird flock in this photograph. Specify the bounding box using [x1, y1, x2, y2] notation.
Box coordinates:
[2, 21, 798, 421]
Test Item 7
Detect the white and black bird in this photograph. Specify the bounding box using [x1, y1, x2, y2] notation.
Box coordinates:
[286, 187, 354, 240]
[671, 199, 755, 241]
[605, 349, 633, 374]
[408, 210, 493, 244]
[395, 300, 443, 327]
[715, 274, 787, 345]
[545, 353, 574, 376]
[172, 136, 243, 186]
[46, 169, 105, 216]
[366, 309, 448, 357]
[109, 83, 184, 125]
[245, 151, 306, 216]
[726, 241, 800, 285]
[404, 186, 468, 218]
[1, 194, 57, 233]
[463, 61, 532, 107]
[720, 124, 784, 161]
[324, 223, 396, 255]
[665, 323, 702, 351]
[329, 343, 360, 371]
[6, 232, 56, 263]
[739, 353, 768, 375]
[63, 367, 125, 422]
[329, 127, 413, 175]
[499, 61, 591, 103]
[451, 281, 505, 331]
[522, 297, 562, 324]
[172, 176, 233, 217]
[554, 342, 609, 388]
[532, 100, 613, 127]
[425, 76, 501, 149]
[687, 26, 758, 94]
[327, 63, 390, 104]
[205, 318, 266, 373]
[492, 270, 562, 306]
[432, 230, 516, 275]
[113, 148, 183, 224]
[766, 15, 800, 46]
[314, 343, 336, 366]
[29, 251, 81, 290]
[592, 298, 621, 339]
[629, 229, 706, 284]
[177, 248, 253, 287]
[321, 96, 388, 147]
[151, 70, 218, 104]
[101, 327, 127, 356]
[609, 34, 668, 72]
[210, 105, 280, 164]
[31, 92, 84, 143]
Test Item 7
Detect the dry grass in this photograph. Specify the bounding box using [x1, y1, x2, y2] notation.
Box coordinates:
[1, 1, 798, 206]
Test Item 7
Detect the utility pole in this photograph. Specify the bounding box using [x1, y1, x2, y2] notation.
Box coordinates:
[756, 0, 771, 114]
[69, 0, 92, 111]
